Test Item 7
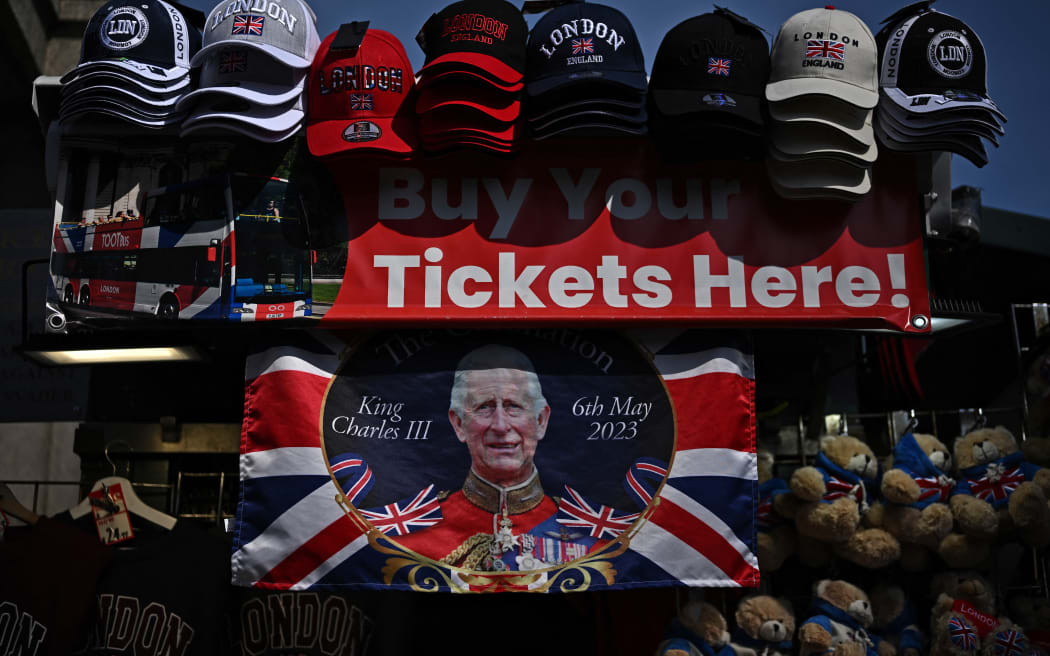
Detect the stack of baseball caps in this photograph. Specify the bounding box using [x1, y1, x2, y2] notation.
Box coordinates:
[60, 1, 201, 130]
[307, 22, 417, 159]
[875, 3, 1004, 168]
[765, 6, 879, 201]
[178, 0, 321, 141]
[524, 1, 647, 139]
[648, 8, 769, 160]
[414, 0, 527, 154]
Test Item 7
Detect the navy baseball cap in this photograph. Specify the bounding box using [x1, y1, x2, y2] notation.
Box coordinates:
[62, 0, 201, 85]
[649, 10, 769, 127]
[417, 0, 528, 85]
[525, 2, 646, 97]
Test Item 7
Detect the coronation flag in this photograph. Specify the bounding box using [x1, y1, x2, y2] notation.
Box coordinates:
[232, 329, 758, 592]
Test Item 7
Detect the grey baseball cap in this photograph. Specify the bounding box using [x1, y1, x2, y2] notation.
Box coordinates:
[193, 0, 320, 70]
[766, 7, 878, 109]
[177, 47, 306, 109]
[181, 118, 300, 142]
[767, 157, 872, 197]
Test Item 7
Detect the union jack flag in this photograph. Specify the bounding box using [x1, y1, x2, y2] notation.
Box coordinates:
[707, 58, 731, 76]
[756, 496, 775, 529]
[219, 51, 247, 74]
[915, 475, 953, 503]
[557, 485, 640, 539]
[231, 330, 759, 591]
[232, 14, 264, 36]
[967, 465, 1025, 504]
[350, 93, 373, 110]
[806, 40, 845, 60]
[994, 629, 1027, 656]
[359, 485, 443, 536]
[949, 618, 978, 651]
[823, 473, 866, 506]
[571, 37, 594, 54]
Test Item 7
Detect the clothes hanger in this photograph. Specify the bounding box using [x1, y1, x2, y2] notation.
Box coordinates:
[0, 483, 39, 526]
[69, 440, 177, 530]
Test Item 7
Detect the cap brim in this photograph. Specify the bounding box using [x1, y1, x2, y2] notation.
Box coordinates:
[770, 123, 877, 163]
[307, 116, 415, 159]
[422, 137, 520, 154]
[528, 96, 642, 122]
[769, 176, 867, 202]
[60, 104, 183, 129]
[881, 87, 1006, 123]
[875, 117, 990, 168]
[185, 100, 304, 133]
[60, 96, 183, 120]
[63, 84, 184, 108]
[418, 98, 521, 124]
[419, 69, 524, 92]
[192, 40, 313, 70]
[419, 52, 522, 85]
[181, 119, 300, 143]
[879, 96, 1004, 134]
[530, 102, 644, 125]
[532, 108, 645, 133]
[61, 70, 191, 95]
[176, 78, 305, 111]
[527, 69, 647, 98]
[766, 157, 871, 194]
[534, 119, 647, 140]
[419, 113, 521, 141]
[651, 89, 763, 126]
[769, 96, 873, 147]
[766, 77, 877, 110]
[768, 142, 873, 168]
[60, 59, 189, 85]
[878, 108, 1000, 145]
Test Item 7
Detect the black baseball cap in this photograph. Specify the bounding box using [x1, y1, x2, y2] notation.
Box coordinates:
[649, 10, 769, 127]
[525, 2, 646, 97]
[61, 0, 202, 86]
[417, 0, 528, 85]
[878, 8, 1002, 119]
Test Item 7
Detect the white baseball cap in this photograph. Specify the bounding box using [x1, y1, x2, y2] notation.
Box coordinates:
[180, 118, 300, 142]
[770, 122, 877, 164]
[183, 95, 304, 133]
[767, 156, 871, 196]
[769, 95, 874, 147]
[766, 7, 878, 109]
[177, 47, 307, 110]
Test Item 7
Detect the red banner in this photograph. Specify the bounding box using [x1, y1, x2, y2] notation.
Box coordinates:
[323, 141, 929, 331]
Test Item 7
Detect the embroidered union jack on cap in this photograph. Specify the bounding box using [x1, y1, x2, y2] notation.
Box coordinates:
[648, 10, 770, 127]
[307, 26, 417, 158]
[192, 0, 320, 70]
[766, 7, 878, 109]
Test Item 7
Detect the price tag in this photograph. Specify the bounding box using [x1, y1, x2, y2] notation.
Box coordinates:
[90, 483, 135, 545]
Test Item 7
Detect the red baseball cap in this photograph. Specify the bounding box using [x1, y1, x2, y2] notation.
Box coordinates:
[307, 27, 417, 158]
[417, 81, 521, 124]
[419, 110, 522, 142]
[422, 68, 524, 93]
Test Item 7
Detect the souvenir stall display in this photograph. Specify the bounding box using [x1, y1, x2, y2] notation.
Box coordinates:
[5, 1, 1048, 655]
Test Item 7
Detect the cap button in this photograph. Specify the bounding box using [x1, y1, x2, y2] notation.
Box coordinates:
[825, 4, 835, 8]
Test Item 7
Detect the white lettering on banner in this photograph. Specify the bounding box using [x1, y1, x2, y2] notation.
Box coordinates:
[369, 251, 909, 312]
[100, 232, 131, 249]
[375, 168, 742, 238]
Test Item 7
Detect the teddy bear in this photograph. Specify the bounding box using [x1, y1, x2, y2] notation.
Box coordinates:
[789, 435, 900, 568]
[657, 600, 734, 656]
[947, 426, 1050, 551]
[1008, 596, 1050, 655]
[878, 432, 956, 570]
[928, 571, 1022, 656]
[799, 579, 896, 656]
[729, 595, 795, 656]
[756, 450, 798, 572]
[870, 584, 924, 656]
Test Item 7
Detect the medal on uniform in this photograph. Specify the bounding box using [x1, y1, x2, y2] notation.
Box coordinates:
[516, 534, 542, 570]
